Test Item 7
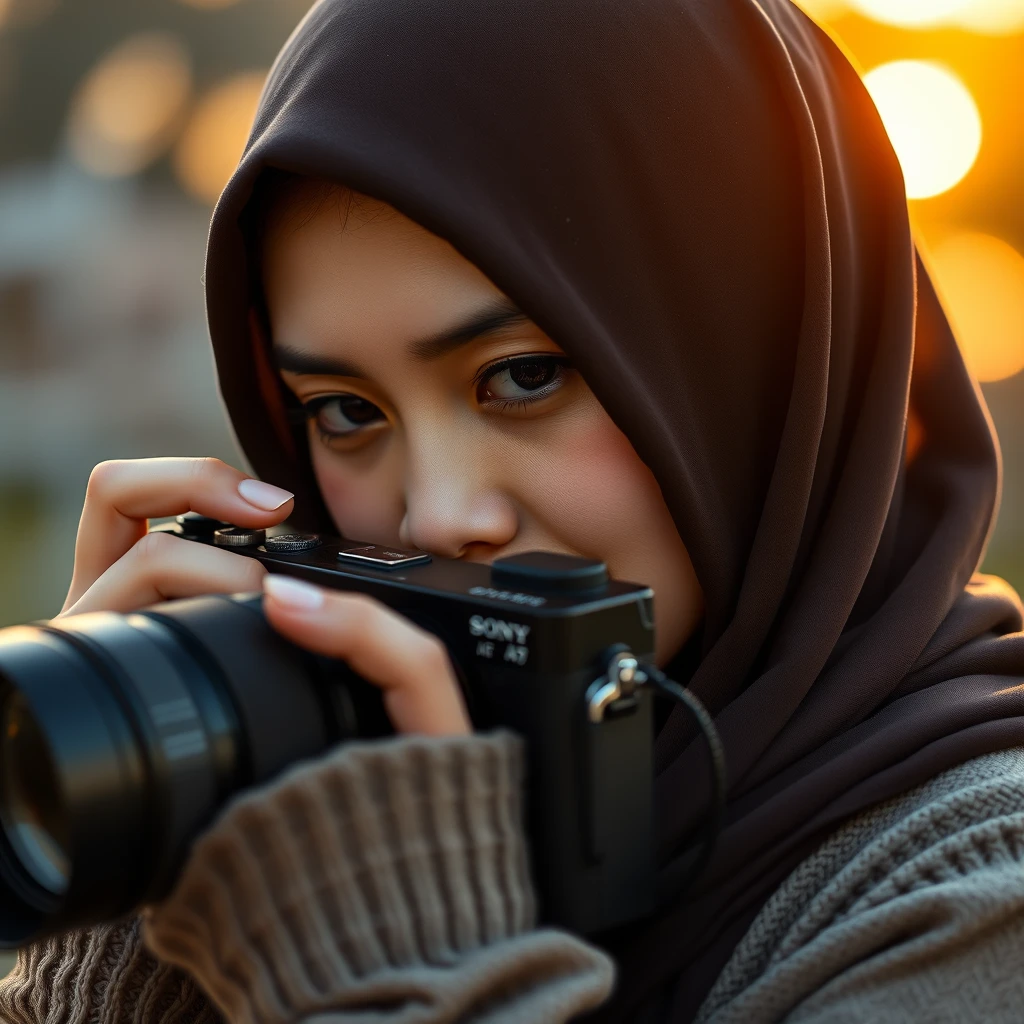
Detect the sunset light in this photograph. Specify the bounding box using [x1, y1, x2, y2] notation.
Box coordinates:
[67, 33, 192, 179]
[953, 0, 1024, 34]
[793, 0, 851, 21]
[862, 61, 981, 200]
[172, 72, 265, 205]
[830, 0, 1024, 33]
[930, 233, 1024, 383]
[849, 0, 971, 28]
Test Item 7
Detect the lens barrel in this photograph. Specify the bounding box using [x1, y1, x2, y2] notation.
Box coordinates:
[1, 690, 70, 897]
[0, 594, 388, 948]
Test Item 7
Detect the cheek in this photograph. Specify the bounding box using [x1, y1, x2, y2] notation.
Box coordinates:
[309, 439, 405, 542]
[517, 406, 702, 664]
[516, 407, 668, 561]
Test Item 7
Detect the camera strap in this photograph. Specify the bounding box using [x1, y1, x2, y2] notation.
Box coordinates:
[637, 663, 727, 898]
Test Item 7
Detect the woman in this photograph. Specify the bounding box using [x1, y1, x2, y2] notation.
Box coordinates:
[6, 0, 1024, 1020]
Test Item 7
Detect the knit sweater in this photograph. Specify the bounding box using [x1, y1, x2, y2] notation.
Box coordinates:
[0, 733, 613, 1024]
[697, 746, 1024, 1022]
[4, 738, 1024, 1023]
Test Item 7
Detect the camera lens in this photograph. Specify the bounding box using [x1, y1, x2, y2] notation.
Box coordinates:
[0, 593, 391, 948]
[0, 691, 69, 896]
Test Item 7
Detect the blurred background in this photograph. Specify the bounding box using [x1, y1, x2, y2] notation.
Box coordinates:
[0, 0, 1023, 971]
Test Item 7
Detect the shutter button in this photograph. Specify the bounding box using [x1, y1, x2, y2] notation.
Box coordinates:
[490, 552, 609, 593]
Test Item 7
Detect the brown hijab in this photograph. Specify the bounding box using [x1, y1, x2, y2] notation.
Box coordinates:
[203, 0, 1024, 1017]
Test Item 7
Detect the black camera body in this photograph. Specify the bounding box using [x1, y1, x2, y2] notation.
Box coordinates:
[0, 514, 656, 947]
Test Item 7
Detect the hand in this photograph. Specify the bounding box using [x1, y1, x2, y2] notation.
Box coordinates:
[262, 575, 472, 737]
[61, 457, 470, 737]
[61, 457, 294, 616]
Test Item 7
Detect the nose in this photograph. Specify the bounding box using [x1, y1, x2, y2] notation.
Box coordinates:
[397, 436, 519, 559]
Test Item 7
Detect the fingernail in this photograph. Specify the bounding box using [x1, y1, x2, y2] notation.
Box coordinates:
[238, 478, 294, 511]
[264, 574, 325, 610]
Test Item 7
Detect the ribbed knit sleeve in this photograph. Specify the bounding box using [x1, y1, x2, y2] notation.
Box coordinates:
[0, 917, 215, 1024]
[142, 731, 614, 1024]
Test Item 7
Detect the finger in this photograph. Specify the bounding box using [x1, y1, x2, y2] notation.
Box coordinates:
[60, 531, 268, 617]
[66, 458, 293, 610]
[262, 576, 471, 736]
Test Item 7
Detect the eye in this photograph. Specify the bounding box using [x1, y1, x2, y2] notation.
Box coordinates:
[476, 354, 572, 408]
[303, 394, 386, 438]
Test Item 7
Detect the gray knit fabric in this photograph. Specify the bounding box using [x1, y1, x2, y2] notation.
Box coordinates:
[142, 730, 614, 1023]
[696, 746, 1024, 1023]
[0, 731, 613, 1024]
[6, 739, 1024, 1023]
[0, 917, 214, 1024]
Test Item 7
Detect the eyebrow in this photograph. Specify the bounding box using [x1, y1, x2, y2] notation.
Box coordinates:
[272, 296, 531, 378]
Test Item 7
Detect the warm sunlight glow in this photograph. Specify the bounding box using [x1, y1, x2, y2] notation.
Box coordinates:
[850, 0, 972, 27]
[172, 72, 265, 205]
[791, 0, 851, 22]
[68, 33, 192, 178]
[0, 0, 11, 30]
[954, 0, 1024, 34]
[862, 62, 981, 200]
[849, 0, 1024, 32]
[932, 233, 1024, 383]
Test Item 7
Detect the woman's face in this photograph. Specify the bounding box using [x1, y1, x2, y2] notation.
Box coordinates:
[262, 184, 703, 666]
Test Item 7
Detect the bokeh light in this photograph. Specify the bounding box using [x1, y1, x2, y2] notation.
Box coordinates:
[862, 61, 982, 200]
[67, 33, 192, 178]
[849, 0, 972, 28]
[172, 71, 265, 205]
[931, 232, 1024, 382]
[0, 0, 59, 29]
[953, 0, 1024, 34]
[837, 0, 1024, 33]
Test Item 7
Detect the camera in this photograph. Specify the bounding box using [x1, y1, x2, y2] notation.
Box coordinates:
[0, 513, 657, 948]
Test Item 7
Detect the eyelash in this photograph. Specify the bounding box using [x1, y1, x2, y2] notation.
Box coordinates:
[471, 354, 572, 409]
[301, 353, 573, 443]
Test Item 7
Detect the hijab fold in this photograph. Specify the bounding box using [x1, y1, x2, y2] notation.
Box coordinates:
[203, 0, 1024, 1017]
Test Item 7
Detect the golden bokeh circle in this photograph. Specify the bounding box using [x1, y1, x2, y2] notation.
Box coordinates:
[67, 33, 192, 178]
[794, 0, 1024, 35]
[932, 232, 1024, 383]
[172, 71, 266, 206]
[953, 0, 1024, 34]
[849, 0, 971, 28]
[862, 61, 982, 200]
